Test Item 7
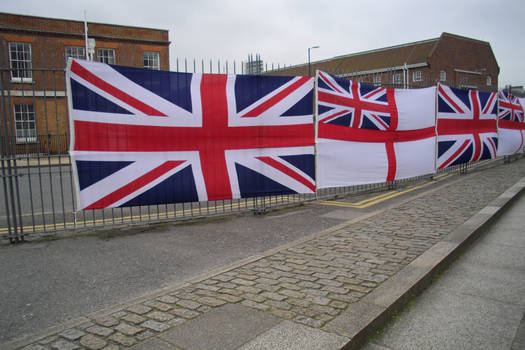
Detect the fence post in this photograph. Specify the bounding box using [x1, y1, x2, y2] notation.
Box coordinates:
[0, 57, 14, 241]
[0, 43, 23, 242]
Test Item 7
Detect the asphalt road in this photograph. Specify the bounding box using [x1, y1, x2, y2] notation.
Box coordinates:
[0, 170, 460, 344]
[0, 199, 348, 344]
[0, 165, 75, 230]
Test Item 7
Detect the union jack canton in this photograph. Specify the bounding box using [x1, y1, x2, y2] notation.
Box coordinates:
[436, 84, 498, 169]
[66, 59, 315, 209]
[498, 90, 524, 122]
[317, 71, 393, 131]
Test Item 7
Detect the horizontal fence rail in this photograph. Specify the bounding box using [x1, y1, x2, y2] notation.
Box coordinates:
[1, 53, 522, 243]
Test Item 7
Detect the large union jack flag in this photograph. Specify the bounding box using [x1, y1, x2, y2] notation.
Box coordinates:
[436, 84, 498, 169]
[66, 59, 315, 210]
[497, 91, 525, 156]
[316, 71, 436, 188]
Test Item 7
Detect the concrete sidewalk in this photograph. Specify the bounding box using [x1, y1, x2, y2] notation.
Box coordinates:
[4, 158, 525, 350]
[361, 180, 525, 350]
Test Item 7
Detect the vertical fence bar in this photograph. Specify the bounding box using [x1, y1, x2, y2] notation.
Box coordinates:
[24, 54, 39, 234]
[66, 68, 77, 229]
[1, 42, 22, 242]
[0, 46, 14, 240]
[51, 54, 68, 229]
[42, 54, 58, 231]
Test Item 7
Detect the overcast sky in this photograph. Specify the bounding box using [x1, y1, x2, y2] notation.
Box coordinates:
[2, 0, 524, 87]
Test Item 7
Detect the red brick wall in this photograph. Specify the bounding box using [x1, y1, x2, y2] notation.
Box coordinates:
[0, 13, 170, 150]
[0, 12, 170, 73]
[428, 34, 499, 91]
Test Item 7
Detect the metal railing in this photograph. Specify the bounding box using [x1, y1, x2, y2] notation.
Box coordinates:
[0, 54, 515, 243]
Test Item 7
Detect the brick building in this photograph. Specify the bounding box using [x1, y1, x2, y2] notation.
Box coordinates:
[271, 32, 499, 91]
[0, 12, 171, 154]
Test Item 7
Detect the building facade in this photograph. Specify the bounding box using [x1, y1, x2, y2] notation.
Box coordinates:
[0, 12, 170, 154]
[271, 33, 499, 91]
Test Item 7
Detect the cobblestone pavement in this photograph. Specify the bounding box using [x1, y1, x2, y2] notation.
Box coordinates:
[12, 158, 525, 350]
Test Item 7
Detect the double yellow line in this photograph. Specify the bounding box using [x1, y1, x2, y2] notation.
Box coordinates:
[318, 173, 454, 209]
[0, 196, 296, 235]
[0, 166, 478, 235]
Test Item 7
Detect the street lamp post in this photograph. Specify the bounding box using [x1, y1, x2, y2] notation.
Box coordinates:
[308, 46, 320, 76]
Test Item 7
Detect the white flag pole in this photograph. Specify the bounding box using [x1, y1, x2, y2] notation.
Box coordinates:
[84, 10, 89, 60]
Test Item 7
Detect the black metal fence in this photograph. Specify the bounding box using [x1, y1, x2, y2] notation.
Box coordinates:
[0, 54, 515, 244]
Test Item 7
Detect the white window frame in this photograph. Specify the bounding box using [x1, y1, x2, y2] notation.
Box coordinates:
[486, 76, 492, 86]
[97, 48, 116, 64]
[14, 104, 37, 143]
[392, 73, 402, 84]
[373, 75, 382, 86]
[9, 42, 32, 82]
[440, 70, 446, 82]
[143, 51, 160, 70]
[412, 71, 422, 82]
[65, 46, 86, 60]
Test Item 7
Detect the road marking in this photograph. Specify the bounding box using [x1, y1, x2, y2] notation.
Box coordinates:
[318, 173, 454, 209]
[0, 196, 297, 235]
[0, 159, 494, 235]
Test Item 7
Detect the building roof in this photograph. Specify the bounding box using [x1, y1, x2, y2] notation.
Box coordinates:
[320, 37, 438, 74]
[0, 12, 170, 45]
[274, 32, 494, 76]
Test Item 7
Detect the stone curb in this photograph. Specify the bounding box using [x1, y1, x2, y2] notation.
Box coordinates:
[326, 176, 525, 350]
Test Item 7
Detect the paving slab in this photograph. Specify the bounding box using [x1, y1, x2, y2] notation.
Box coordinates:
[370, 289, 520, 350]
[459, 241, 525, 270]
[512, 312, 525, 350]
[158, 304, 280, 350]
[129, 337, 179, 350]
[431, 262, 525, 306]
[238, 320, 349, 350]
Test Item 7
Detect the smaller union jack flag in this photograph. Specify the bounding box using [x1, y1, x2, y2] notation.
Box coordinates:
[498, 91, 524, 122]
[317, 71, 392, 131]
[437, 84, 498, 169]
[497, 90, 525, 156]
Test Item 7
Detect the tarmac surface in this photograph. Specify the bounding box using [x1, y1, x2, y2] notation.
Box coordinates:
[1, 156, 525, 350]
